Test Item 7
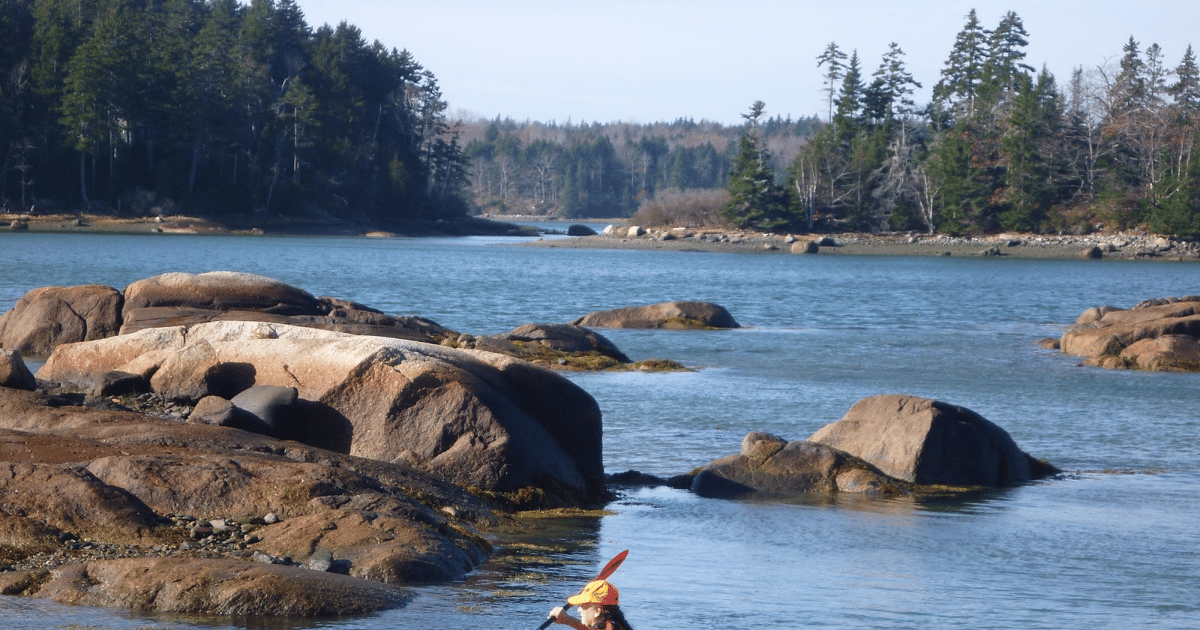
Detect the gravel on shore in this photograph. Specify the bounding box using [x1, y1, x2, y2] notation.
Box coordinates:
[518, 225, 1200, 261]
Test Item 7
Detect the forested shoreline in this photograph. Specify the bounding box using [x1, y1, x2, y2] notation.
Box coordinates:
[773, 10, 1200, 238]
[466, 10, 1200, 238]
[2, 3, 1198, 237]
[0, 0, 469, 226]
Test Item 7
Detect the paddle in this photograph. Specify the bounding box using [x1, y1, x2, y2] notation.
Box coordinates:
[538, 549, 629, 630]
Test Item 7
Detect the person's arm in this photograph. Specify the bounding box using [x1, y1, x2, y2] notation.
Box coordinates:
[548, 606, 590, 630]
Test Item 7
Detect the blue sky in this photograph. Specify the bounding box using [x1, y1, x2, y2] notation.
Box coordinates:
[295, 0, 1200, 125]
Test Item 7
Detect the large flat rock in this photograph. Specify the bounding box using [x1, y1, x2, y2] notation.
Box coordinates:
[37, 321, 606, 504]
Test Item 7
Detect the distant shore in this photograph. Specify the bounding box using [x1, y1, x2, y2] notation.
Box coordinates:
[1, 212, 537, 238]
[517, 222, 1200, 261]
[5, 212, 1196, 261]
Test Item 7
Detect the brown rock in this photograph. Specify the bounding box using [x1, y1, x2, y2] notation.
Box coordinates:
[570, 301, 740, 329]
[188, 395, 238, 426]
[691, 431, 911, 498]
[0, 284, 122, 356]
[149, 339, 229, 402]
[120, 271, 321, 333]
[13, 557, 410, 616]
[37, 326, 187, 385]
[474, 323, 630, 365]
[38, 321, 605, 505]
[1119, 334, 1200, 370]
[118, 272, 455, 344]
[0, 349, 37, 390]
[791, 240, 820, 254]
[808, 394, 1057, 487]
[1060, 298, 1200, 370]
[254, 495, 482, 584]
[0, 385, 499, 613]
[0, 460, 160, 544]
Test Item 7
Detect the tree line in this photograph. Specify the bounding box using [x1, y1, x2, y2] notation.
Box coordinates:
[0, 0, 468, 224]
[5, 3, 1196, 237]
[459, 116, 817, 218]
[726, 9, 1200, 237]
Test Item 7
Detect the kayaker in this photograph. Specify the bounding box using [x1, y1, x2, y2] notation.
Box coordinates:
[547, 579, 635, 630]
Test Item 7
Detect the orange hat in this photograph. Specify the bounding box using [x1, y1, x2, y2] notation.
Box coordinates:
[567, 580, 619, 606]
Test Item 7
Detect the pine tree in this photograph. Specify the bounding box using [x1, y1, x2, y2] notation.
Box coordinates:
[59, 0, 141, 204]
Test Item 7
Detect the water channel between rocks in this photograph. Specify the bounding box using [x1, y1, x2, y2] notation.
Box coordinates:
[0, 230, 1197, 629]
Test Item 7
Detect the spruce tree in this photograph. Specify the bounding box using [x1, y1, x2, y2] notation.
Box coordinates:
[833, 51, 864, 142]
[998, 69, 1064, 231]
[816, 42, 848, 122]
[873, 42, 922, 124]
[982, 11, 1035, 97]
[1170, 45, 1200, 117]
[934, 9, 990, 121]
[723, 101, 792, 230]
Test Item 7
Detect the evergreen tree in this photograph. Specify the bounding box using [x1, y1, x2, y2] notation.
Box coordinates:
[926, 124, 988, 234]
[1115, 36, 1146, 110]
[1170, 45, 1200, 117]
[816, 42, 847, 122]
[869, 44, 926, 232]
[59, 0, 141, 204]
[873, 42, 922, 125]
[1150, 127, 1200, 237]
[998, 69, 1065, 231]
[723, 101, 792, 230]
[833, 51, 864, 141]
[934, 9, 990, 121]
[981, 10, 1035, 99]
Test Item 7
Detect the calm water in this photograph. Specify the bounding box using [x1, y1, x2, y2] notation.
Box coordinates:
[1, 230, 1198, 629]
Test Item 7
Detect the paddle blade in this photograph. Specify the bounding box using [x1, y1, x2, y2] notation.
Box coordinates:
[595, 549, 628, 581]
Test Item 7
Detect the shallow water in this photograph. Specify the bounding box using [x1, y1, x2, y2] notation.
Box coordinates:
[1, 231, 1197, 629]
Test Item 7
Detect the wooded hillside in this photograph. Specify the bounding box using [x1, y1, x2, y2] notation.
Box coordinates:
[0, 0, 467, 225]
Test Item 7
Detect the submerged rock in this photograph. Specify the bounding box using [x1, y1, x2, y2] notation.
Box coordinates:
[571, 301, 740, 329]
[567, 224, 598, 236]
[473, 323, 631, 368]
[691, 431, 912, 499]
[691, 394, 1057, 500]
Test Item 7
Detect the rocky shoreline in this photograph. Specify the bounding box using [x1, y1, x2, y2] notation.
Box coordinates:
[2, 212, 537, 238]
[523, 224, 1200, 261]
[6, 212, 1197, 261]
